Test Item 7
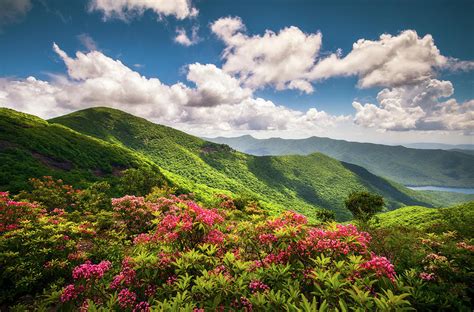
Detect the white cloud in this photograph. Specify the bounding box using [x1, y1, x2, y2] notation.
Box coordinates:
[174, 26, 199, 46]
[77, 33, 98, 51]
[88, 0, 198, 21]
[0, 44, 345, 134]
[211, 17, 322, 94]
[186, 63, 252, 106]
[310, 30, 448, 88]
[0, 0, 32, 31]
[353, 79, 474, 133]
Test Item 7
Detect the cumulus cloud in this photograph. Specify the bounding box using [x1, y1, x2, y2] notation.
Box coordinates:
[174, 26, 200, 46]
[88, 0, 198, 21]
[0, 44, 345, 133]
[0, 0, 32, 31]
[353, 79, 473, 133]
[211, 16, 322, 94]
[310, 30, 448, 88]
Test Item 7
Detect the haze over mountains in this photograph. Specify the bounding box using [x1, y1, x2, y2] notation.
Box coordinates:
[3, 107, 471, 221]
[403, 143, 474, 150]
[207, 135, 474, 188]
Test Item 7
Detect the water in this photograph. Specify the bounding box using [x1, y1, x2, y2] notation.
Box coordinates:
[407, 186, 474, 194]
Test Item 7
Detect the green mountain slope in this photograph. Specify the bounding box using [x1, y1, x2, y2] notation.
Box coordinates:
[49, 107, 435, 220]
[0, 108, 162, 193]
[206, 135, 474, 188]
[375, 201, 474, 236]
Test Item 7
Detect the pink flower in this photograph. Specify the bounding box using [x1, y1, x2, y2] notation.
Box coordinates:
[205, 229, 225, 245]
[188, 202, 223, 226]
[361, 254, 396, 281]
[110, 258, 136, 289]
[419, 272, 436, 281]
[166, 275, 178, 285]
[118, 288, 137, 309]
[134, 301, 151, 312]
[258, 233, 277, 245]
[60, 284, 78, 302]
[133, 233, 151, 245]
[249, 280, 270, 292]
[72, 260, 112, 281]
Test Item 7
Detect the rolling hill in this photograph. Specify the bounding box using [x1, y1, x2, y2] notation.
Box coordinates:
[375, 201, 474, 237]
[45, 107, 441, 220]
[0, 108, 163, 193]
[206, 135, 474, 188]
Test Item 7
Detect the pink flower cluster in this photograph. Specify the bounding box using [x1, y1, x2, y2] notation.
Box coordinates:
[152, 198, 225, 246]
[0, 192, 38, 232]
[249, 280, 270, 293]
[118, 288, 137, 309]
[72, 261, 112, 281]
[297, 224, 371, 256]
[419, 272, 436, 281]
[133, 233, 152, 245]
[361, 254, 396, 281]
[456, 242, 474, 252]
[60, 284, 79, 302]
[204, 229, 225, 244]
[112, 195, 158, 233]
[134, 301, 151, 312]
[267, 211, 307, 229]
[188, 201, 224, 226]
[156, 213, 193, 241]
[258, 233, 278, 245]
[110, 258, 136, 289]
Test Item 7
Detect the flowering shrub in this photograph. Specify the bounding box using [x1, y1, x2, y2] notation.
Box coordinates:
[368, 225, 474, 310]
[112, 195, 158, 234]
[17, 176, 81, 211]
[0, 192, 39, 232]
[1, 180, 471, 310]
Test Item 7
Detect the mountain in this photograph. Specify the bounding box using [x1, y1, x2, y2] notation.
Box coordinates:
[206, 135, 474, 188]
[44, 107, 440, 220]
[403, 143, 474, 150]
[0, 108, 163, 193]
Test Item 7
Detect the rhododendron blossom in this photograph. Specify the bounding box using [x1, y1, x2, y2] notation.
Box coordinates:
[361, 254, 396, 281]
[72, 261, 112, 280]
[249, 280, 270, 292]
[118, 288, 137, 309]
[0, 192, 39, 232]
[420, 272, 436, 281]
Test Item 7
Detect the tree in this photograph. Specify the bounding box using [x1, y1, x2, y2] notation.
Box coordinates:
[345, 191, 384, 222]
[315, 209, 336, 223]
[118, 168, 165, 196]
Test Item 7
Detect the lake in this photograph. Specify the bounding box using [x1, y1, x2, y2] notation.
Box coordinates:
[407, 186, 474, 194]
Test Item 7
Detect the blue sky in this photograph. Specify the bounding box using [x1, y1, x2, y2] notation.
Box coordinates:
[0, 0, 473, 144]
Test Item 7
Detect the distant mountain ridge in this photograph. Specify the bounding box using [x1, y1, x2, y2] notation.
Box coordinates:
[403, 143, 474, 150]
[0, 107, 469, 220]
[206, 135, 474, 188]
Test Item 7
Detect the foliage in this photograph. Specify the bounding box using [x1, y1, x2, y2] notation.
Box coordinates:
[1, 181, 420, 310]
[0, 108, 165, 195]
[118, 168, 166, 197]
[345, 192, 384, 222]
[368, 202, 474, 310]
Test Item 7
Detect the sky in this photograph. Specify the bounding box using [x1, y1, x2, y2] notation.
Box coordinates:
[0, 0, 473, 144]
